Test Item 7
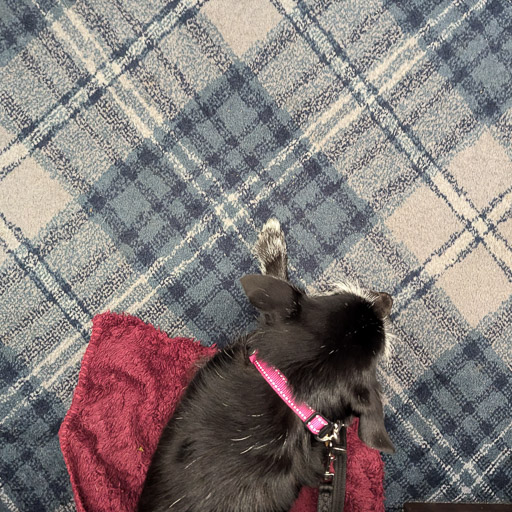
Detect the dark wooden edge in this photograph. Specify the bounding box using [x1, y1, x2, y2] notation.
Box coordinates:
[404, 503, 512, 512]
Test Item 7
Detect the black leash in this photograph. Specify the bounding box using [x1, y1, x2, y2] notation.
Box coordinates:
[317, 423, 347, 512]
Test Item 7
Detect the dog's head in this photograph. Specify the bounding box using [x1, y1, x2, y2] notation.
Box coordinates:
[241, 274, 395, 454]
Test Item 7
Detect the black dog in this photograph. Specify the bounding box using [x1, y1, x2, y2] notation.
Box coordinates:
[138, 219, 395, 511]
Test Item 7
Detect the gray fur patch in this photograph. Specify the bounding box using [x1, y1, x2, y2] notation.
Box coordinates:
[253, 219, 288, 280]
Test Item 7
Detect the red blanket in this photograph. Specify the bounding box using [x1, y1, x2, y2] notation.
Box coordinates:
[59, 312, 385, 512]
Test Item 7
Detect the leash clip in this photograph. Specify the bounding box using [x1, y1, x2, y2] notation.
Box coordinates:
[318, 422, 347, 512]
[315, 420, 343, 443]
[319, 421, 346, 484]
[323, 450, 336, 482]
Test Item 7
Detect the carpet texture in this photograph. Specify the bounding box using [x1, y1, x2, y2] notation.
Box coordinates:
[0, 0, 511, 510]
[59, 312, 385, 512]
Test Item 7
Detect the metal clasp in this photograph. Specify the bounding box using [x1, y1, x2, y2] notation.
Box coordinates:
[323, 449, 337, 481]
[315, 420, 343, 443]
[320, 421, 347, 483]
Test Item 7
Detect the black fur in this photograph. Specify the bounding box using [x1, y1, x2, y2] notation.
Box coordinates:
[138, 221, 394, 512]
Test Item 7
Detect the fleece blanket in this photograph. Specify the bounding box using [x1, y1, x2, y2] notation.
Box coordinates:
[59, 312, 385, 512]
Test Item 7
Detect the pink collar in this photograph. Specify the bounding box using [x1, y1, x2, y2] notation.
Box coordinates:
[249, 351, 335, 441]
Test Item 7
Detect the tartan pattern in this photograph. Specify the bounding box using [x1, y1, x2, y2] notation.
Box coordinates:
[0, 0, 511, 510]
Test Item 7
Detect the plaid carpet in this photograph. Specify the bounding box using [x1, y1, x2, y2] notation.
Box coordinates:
[1, 0, 511, 510]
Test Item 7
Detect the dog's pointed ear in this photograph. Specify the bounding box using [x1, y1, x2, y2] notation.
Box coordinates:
[240, 274, 300, 315]
[373, 291, 393, 318]
[358, 387, 395, 454]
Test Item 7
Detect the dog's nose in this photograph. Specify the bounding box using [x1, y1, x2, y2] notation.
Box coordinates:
[373, 292, 393, 317]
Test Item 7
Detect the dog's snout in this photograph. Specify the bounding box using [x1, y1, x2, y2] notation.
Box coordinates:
[373, 292, 393, 318]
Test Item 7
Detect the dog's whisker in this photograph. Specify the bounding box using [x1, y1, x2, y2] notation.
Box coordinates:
[169, 496, 185, 509]
[214, 368, 225, 380]
[184, 459, 197, 470]
[253, 441, 270, 450]
[231, 435, 252, 441]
